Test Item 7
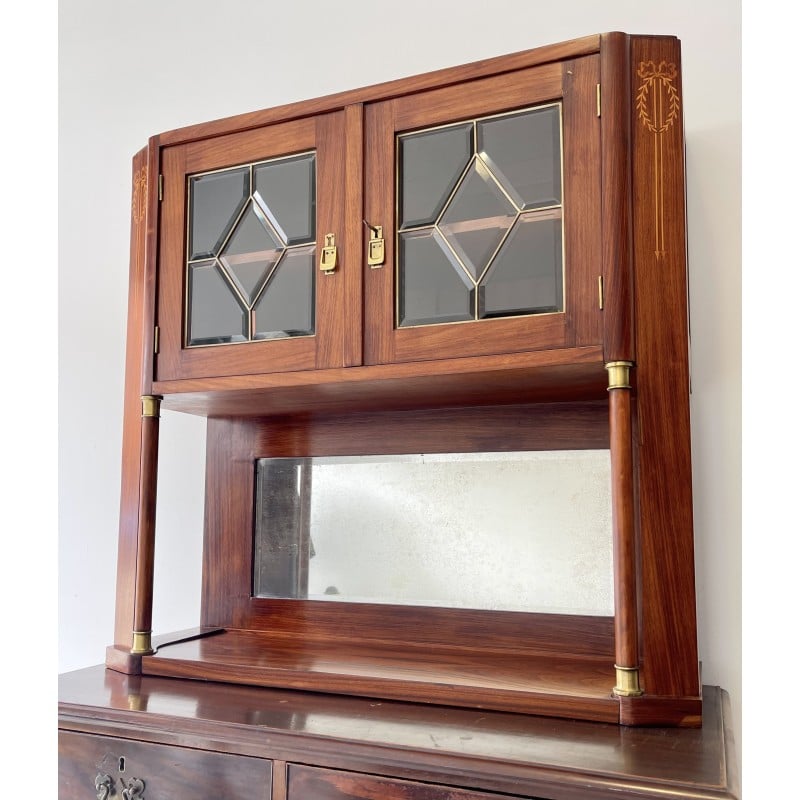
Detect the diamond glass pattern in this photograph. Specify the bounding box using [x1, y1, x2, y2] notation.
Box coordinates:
[438, 158, 516, 280]
[219, 201, 284, 304]
[186, 151, 317, 346]
[397, 103, 563, 327]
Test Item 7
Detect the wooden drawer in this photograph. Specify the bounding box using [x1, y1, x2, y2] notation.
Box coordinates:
[58, 730, 271, 799]
[287, 764, 526, 800]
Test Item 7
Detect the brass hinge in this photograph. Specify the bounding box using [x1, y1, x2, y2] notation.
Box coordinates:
[158, 174, 164, 201]
[598, 275, 604, 309]
[596, 83, 601, 117]
[153, 325, 160, 354]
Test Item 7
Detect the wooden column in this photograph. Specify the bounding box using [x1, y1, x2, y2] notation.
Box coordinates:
[606, 361, 642, 697]
[131, 396, 161, 654]
[107, 138, 160, 674]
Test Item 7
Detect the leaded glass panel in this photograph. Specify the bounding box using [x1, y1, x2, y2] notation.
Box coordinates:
[396, 104, 564, 327]
[186, 153, 316, 347]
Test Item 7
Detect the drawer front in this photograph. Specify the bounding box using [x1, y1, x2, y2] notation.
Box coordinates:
[287, 764, 518, 800]
[58, 730, 271, 800]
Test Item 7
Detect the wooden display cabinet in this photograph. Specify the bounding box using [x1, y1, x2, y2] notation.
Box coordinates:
[106, 31, 700, 728]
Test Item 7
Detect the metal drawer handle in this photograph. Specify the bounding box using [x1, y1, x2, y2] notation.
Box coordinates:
[94, 774, 113, 800]
[122, 777, 146, 799]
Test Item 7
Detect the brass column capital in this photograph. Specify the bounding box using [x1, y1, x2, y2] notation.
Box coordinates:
[141, 395, 162, 418]
[605, 361, 634, 390]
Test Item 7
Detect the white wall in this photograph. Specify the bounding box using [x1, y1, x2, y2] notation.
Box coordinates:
[58, 0, 741, 776]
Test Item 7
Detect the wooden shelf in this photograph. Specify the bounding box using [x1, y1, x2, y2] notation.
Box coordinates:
[153, 346, 608, 417]
[142, 629, 620, 723]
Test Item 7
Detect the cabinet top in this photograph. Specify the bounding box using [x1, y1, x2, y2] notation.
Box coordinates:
[59, 666, 736, 800]
[150, 32, 678, 150]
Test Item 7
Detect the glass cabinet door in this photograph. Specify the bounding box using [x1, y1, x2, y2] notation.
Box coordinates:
[364, 56, 602, 365]
[155, 112, 349, 382]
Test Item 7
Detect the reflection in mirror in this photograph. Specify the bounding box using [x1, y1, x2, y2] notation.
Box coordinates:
[253, 451, 613, 615]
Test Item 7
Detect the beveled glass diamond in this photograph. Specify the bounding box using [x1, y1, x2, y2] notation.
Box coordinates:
[219, 201, 284, 304]
[438, 158, 516, 280]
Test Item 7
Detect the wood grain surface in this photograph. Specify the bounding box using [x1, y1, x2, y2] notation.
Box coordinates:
[59, 667, 739, 799]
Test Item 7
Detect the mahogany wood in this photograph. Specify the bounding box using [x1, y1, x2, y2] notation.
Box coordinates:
[154, 347, 608, 417]
[156, 35, 603, 147]
[273, 760, 288, 800]
[628, 36, 699, 700]
[363, 57, 602, 366]
[201, 402, 609, 630]
[143, 629, 620, 721]
[59, 668, 739, 800]
[288, 765, 500, 800]
[107, 32, 702, 728]
[59, 730, 271, 800]
[618, 693, 702, 727]
[155, 112, 351, 383]
[562, 55, 603, 349]
[111, 146, 154, 659]
[234, 602, 614, 659]
[132, 411, 159, 639]
[609, 387, 638, 671]
[599, 33, 635, 362]
[344, 103, 364, 367]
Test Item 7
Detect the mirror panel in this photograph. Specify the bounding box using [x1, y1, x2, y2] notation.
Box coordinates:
[254, 451, 613, 615]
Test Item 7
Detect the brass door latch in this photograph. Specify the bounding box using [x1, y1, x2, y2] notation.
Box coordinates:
[319, 233, 338, 274]
[364, 220, 385, 268]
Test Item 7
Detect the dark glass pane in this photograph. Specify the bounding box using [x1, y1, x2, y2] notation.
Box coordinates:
[399, 123, 473, 229]
[438, 159, 516, 280]
[253, 459, 313, 599]
[477, 106, 562, 210]
[189, 167, 249, 260]
[399, 229, 474, 327]
[253, 246, 315, 339]
[219, 201, 284, 305]
[254, 154, 316, 245]
[187, 260, 248, 345]
[479, 211, 563, 318]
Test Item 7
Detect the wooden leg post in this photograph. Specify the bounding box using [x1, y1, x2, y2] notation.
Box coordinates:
[606, 362, 642, 698]
[130, 395, 161, 655]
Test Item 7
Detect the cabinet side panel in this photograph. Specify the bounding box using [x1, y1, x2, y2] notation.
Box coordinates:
[629, 36, 699, 698]
[202, 418, 255, 627]
[112, 145, 154, 651]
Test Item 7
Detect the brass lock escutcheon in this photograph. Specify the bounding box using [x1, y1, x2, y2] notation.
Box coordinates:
[364, 220, 385, 268]
[319, 233, 338, 274]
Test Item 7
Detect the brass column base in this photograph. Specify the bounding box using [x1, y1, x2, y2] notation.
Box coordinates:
[613, 665, 643, 697]
[130, 631, 154, 656]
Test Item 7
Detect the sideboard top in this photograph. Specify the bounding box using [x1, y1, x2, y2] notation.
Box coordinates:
[59, 666, 736, 799]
